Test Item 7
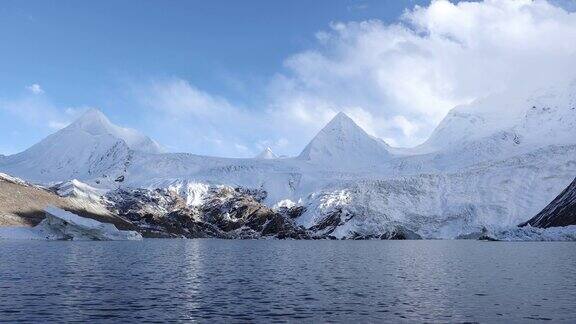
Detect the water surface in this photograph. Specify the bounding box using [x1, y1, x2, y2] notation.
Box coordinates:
[1, 240, 575, 322]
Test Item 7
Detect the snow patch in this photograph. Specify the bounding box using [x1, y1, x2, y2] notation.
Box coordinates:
[53, 179, 108, 202]
[166, 181, 210, 207]
[0, 172, 28, 186]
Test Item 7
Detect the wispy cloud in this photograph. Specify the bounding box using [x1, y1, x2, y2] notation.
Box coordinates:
[26, 83, 44, 95]
[347, 3, 369, 11]
[0, 88, 86, 132]
[131, 78, 267, 157]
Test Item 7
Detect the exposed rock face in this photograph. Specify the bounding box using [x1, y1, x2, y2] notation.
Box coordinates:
[309, 208, 353, 238]
[106, 186, 309, 239]
[521, 177, 576, 228]
[106, 188, 193, 237]
[103, 185, 424, 240]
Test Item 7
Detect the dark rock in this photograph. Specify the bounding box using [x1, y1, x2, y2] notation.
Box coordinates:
[520, 177, 576, 228]
[105, 185, 310, 239]
[309, 208, 351, 235]
[478, 235, 499, 241]
[277, 206, 306, 219]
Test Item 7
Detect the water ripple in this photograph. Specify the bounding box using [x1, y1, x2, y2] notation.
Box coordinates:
[0, 240, 575, 322]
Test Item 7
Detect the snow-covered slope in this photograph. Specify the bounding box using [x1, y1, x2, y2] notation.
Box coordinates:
[300, 145, 576, 238]
[417, 82, 576, 168]
[51, 179, 109, 203]
[69, 108, 163, 154]
[298, 112, 392, 170]
[0, 109, 161, 184]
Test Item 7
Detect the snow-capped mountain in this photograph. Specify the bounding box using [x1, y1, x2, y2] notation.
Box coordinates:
[69, 108, 163, 154]
[415, 82, 576, 169]
[1, 80, 576, 239]
[298, 112, 392, 170]
[0, 108, 162, 184]
[522, 177, 576, 228]
[255, 147, 278, 160]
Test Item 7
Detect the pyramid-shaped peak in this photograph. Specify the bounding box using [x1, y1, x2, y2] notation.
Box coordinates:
[316, 111, 373, 141]
[65, 108, 163, 154]
[69, 108, 115, 134]
[298, 111, 391, 168]
[334, 111, 352, 119]
[328, 111, 355, 124]
[255, 147, 278, 160]
[76, 108, 108, 121]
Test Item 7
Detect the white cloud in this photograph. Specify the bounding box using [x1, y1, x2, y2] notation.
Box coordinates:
[26, 84, 44, 95]
[133, 0, 576, 156]
[392, 115, 419, 137]
[141, 78, 236, 117]
[134, 78, 275, 157]
[0, 92, 85, 131]
[47, 120, 69, 130]
[267, 0, 576, 147]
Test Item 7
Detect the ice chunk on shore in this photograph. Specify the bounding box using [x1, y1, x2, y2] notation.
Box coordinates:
[458, 225, 576, 241]
[0, 206, 142, 241]
[487, 225, 576, 241]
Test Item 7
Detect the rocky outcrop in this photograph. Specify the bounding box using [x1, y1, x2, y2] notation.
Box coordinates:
[520, 177, 576, 228]
[106, 186, 309, 239]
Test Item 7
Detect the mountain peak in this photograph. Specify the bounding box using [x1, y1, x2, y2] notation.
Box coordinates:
[82, 107, 106, 117]
[298, 112, 391, 169]
[69, 108, 114, 135]
[420, 79, 576, 154]
[319, 112, 368, 138]
[255, 147, 278, 160]
[65, 109, 163, 154]
[0, 108, 163, 183]
[328, 111, 354, 124]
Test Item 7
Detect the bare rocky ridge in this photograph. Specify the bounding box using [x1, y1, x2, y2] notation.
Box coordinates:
[521, 177, 576, 228]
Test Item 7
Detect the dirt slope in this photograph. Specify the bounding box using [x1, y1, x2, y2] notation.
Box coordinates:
[0, 174, 134, 230]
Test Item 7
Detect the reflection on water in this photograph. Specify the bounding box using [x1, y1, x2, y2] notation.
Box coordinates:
[0, 239, 575, 322]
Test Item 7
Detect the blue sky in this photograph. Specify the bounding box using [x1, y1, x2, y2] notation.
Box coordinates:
[1, 0, 576, 157]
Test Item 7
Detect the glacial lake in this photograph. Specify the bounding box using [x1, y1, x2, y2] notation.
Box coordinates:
[1, 240, 575, 323]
